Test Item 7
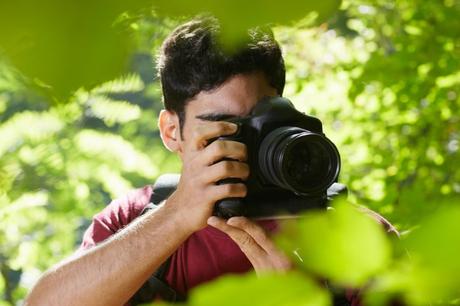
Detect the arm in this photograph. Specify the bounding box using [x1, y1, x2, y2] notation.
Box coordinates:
[25, 120, 247, 306]
[24, 201, 193, 306]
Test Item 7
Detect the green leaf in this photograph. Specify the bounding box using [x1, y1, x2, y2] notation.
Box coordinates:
[401, 206, 460, 305]
[75, 129, 158, 178]
[0, 191, 48, 219]
[0, 111, 64, 157]
[189, 272, 331, 306]
[277, 201, 391, 287]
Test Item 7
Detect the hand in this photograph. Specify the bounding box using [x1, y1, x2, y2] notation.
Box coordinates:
[207, 216, 292, 275]
[167, 120, 249, 232]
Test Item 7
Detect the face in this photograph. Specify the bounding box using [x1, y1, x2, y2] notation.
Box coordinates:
[177, 73, 278, 161]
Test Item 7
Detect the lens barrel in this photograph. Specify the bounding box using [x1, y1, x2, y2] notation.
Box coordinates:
[258, 127, 340, 195]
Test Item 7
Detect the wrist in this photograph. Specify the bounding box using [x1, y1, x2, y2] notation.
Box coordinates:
[161, 192, 200, 234]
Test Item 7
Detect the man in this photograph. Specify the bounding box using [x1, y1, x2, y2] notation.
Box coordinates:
[25, 17, 395, 306]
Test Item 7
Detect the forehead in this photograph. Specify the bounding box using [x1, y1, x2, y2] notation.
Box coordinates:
[185, 73, 278, 119]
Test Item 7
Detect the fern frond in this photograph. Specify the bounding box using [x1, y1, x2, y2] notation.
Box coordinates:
[0, 111, 64, 157]
[86, 96, 141, 125]
[75, 130, 158, 178]
[91, 73, 144, 94]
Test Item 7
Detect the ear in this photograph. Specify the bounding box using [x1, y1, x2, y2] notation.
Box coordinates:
[158, 110, 182, 153]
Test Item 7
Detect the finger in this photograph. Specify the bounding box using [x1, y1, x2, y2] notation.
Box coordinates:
[189, 121, 238, 150]
[207, 183, 247, 202]
[207, 216, 266, 260]
[227, 217, 292, 270]
[227, 217, 275, 253]
[206, 161, 250, 184]
[201, 140, 247, 166]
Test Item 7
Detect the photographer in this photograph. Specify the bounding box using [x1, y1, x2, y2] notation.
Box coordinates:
[25, 16, 395, 306]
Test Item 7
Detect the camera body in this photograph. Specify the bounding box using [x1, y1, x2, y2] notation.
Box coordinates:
[214, 96, 341, 218]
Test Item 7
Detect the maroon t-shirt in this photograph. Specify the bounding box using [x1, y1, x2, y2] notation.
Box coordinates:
[79, 186, 397, 305]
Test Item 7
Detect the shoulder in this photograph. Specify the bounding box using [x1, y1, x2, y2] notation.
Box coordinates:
[100, 185, 154, 229]
[79, 185, 154, 250]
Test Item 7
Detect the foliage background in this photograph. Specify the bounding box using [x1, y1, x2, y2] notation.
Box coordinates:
[0, 0, 459, 305]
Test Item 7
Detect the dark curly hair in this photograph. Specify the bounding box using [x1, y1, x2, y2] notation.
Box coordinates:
[156, 16, 286, 133]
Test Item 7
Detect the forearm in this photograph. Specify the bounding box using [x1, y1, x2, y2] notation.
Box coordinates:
[25, 200, 192, 306]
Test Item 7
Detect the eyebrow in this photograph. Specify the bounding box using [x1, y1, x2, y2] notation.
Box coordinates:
[195, 112, 243, 122]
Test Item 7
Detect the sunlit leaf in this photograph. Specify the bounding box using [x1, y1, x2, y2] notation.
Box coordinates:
[75, 129, 158, 178]
[0, 111, 64, 157]
[189, 272, 331, 306]
[401, 206, 460, 305]
[277, 201, 391, 287]
[0, 191, 48, 219]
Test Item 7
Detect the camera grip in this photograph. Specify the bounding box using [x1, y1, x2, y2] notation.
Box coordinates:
[213, 177, 246, 218]
[214, 198, 245, 218]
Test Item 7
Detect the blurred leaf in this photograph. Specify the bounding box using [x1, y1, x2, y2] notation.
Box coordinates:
[0, 191, 48, 219]
[188, 272, 331, 306]
[0, 0, 341, 97]
[0, 111, 64, 157]
[0, 0, 147, 97]
[364, 204, 460, 306]
[277, 201, 391, 287]
[401, 206, 460, 305]
[75, 129, 158, 177]
[154, 0, 341, 47]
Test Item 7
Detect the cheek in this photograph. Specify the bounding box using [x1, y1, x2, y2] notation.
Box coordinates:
[180, 118, 194, 143]
[180, 105, 196, 141]
[177, 118, 197, 156]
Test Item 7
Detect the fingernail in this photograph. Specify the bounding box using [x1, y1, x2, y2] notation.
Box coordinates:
[229, 123, 238, 132]
[227, 217, 237, 225]
[207, 216, 218, 226]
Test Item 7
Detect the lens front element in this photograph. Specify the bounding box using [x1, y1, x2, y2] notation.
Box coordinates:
[258, 127, 340, 195]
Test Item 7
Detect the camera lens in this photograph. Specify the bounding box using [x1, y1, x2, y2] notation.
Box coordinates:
[258, 127, 340, 195]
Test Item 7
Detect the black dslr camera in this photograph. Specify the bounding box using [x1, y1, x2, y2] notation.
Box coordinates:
[213, 96, 342, 218]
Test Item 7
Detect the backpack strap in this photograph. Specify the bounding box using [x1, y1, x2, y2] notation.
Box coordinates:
[130, 248, 182, 304]
[149, 174, 180, 205]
